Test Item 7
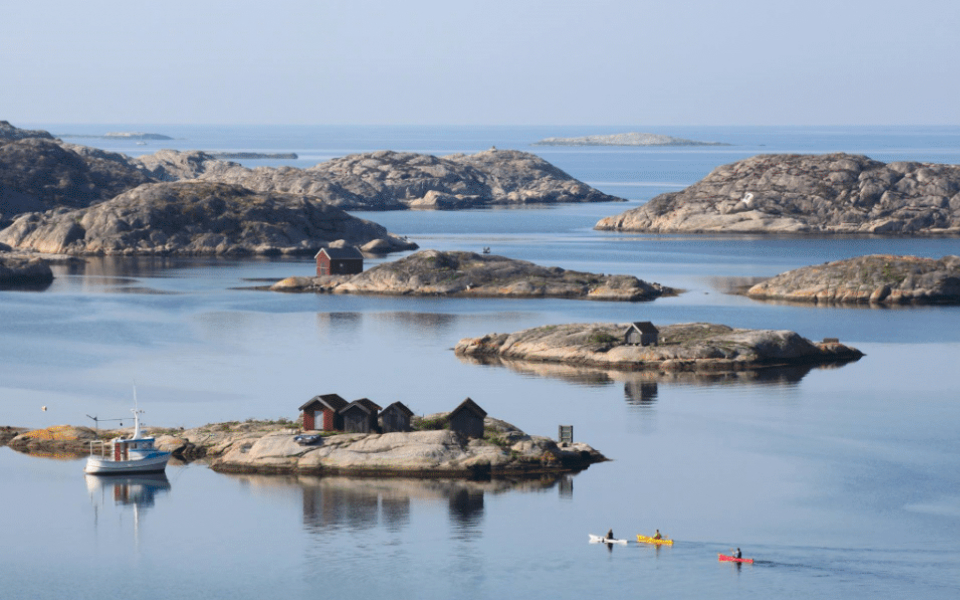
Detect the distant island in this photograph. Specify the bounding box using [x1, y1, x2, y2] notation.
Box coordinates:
[533, 132, 730, 147]
[57, 132, 175, 140]
[206, 152, 298, 160]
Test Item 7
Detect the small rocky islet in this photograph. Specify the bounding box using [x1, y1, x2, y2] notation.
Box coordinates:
[745, 254, 960, 305]
[270, 249, 674, 301]
[2, 413, 606, 479]
[0, 249, 54, 285]
[533, 132, 729, 147]
[595, 153, 960, 235]
[454, 322, 863, 373]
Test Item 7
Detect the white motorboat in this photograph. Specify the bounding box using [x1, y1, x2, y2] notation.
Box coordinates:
[85, 408, 170, 475]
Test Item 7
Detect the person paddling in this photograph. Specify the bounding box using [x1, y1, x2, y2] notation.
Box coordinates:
[653, 529, 662, 540]
[734, 548, 742, 559]
[606, 528, 614, 541]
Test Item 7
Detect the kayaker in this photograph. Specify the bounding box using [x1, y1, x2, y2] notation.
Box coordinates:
[653, 529, 662, 540]
[734, 548, 742, 559]
[606, 528, 614, 540]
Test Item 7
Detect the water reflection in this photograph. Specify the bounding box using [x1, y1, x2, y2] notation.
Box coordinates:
[625, 381, 658, 405]
[316, 312, 363, 336]
[223, 474, 573, 537]
[85, 473, 171, 512]
[85, 473, 172, 546]
[370, 311, 460, 336]
[0, 279, 53, 292]
[458, 355, 858, 391]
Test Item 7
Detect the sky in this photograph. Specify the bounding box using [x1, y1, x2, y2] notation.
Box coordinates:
[3, 0, 959, 126]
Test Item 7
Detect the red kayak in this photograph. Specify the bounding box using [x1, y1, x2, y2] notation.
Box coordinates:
[718, 553, 753, 564]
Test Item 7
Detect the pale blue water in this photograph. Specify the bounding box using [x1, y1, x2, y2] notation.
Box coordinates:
[2, 126, 960, 598]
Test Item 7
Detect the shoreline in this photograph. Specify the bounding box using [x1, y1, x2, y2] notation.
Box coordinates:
[1, 418, 607, 480]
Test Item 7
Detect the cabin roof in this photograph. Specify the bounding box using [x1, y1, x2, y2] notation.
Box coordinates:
[450, 397, 487, 419]
[299, 393, 348, 412]
[339, 398, 382, 415]
[315, 247, 364, 261]
[355, 398, 382, 412]
[625, 321, 658, 334]
[382, 401, 414, 417]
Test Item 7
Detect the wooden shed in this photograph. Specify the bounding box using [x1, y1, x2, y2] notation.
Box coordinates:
[339, 398, 382, 434]
[299, 393, 349, 431]
[315, 246, 364, 277]
[449, 397, 487, 438]
[624, 321, 659, 346]
[380, 401, 414, 433]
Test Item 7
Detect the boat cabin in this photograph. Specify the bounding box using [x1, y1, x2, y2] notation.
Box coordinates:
[315, 246, 364, 277]
[449, 397, 487, 438]
[624, 321, 659, 346]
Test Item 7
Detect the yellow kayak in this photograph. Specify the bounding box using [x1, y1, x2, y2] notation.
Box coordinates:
[636, 534, 674, 546]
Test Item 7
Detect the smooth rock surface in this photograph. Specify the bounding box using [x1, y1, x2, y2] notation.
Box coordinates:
[596, 153, 960, 235]
[454, 322, 863, 372]
[270, 249, 673, 301]
[148, 417, 605, 477]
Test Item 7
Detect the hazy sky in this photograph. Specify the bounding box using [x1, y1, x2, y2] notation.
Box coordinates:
[4, 0, 959, 125]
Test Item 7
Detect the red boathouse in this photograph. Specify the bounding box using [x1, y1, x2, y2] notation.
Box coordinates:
[315, 247, 364, 277]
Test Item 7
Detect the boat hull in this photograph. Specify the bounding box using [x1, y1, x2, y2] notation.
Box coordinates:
[84, 452, 170, 475]
[636, 534, 673, 546]
[589, 534, 628, 545]
[718, 554, 753, 564]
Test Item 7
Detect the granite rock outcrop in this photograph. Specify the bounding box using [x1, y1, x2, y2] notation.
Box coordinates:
[0, 181, 417, 255]
[746, 254, 960, 305]
[131, 148, 623, 210]
[595, 153, 960, 235]
[0, 253, 54, 284]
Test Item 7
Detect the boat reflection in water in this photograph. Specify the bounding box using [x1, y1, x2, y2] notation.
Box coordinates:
[85, 472, 171, 545]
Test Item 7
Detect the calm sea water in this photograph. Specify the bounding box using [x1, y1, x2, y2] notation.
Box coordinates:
[2, 126, 959, 599]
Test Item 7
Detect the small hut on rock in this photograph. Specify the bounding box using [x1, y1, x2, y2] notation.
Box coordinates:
[299, 393, 349, 431]
[315, 246, 364, 277]
[339, 398, 382, 433]
[449, 397, 487, 439]
[624, 321, 658, 346]
[380, 401, 414, 433]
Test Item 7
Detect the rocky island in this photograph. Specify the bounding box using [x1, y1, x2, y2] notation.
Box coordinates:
[746, 254, 960, 305]
[0, 181, 417, 255]
[271, 249, 674, 301]
[533, 132, 729, 146]
[595, 153, 960, 235]
[132, 147, 623, 210]
[454, 322, 863, 372]
[2, 120, 623, 248]
[2, 415, 607, 479]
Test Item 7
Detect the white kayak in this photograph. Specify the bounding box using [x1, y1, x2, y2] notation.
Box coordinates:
[589, 534, 628, 545]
